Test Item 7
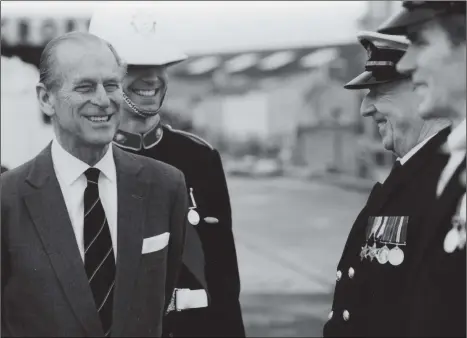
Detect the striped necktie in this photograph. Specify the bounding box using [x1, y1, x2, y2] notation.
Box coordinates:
[83, 168, 115, 337]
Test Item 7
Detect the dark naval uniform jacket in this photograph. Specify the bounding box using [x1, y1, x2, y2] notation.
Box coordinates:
[113, 123, 245, 337]
[323, 128, 451, 337]
[405, 146, 466, 337]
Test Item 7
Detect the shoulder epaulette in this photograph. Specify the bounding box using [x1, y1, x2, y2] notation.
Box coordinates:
[165, 125, 214, 150]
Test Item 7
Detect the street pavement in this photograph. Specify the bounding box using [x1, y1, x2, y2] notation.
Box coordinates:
[227, 176, 369, 337]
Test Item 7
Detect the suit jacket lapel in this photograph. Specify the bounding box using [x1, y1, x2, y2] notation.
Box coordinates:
[23, 144, 104, 336]
[372, 128, 451, 214]
[111, 147, 147, 337]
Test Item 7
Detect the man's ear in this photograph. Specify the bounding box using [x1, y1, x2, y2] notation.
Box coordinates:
[36, 83, 55, 118]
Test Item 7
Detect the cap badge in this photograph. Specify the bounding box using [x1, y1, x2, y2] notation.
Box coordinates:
[366, 45, 373, 59]
[131, 12, 157, 35]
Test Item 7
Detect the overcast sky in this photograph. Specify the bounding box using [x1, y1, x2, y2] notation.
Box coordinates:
[2, 1, 369, 54]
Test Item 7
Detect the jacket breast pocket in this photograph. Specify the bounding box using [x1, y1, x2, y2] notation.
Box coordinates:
[140, 246, 168, 272]
[140, 232, 170, 271]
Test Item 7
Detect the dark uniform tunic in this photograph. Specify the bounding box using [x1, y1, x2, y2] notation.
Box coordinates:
[405, 153, 466, 337]
[323, 128, 451, 337]
[113, 123, 245, 337]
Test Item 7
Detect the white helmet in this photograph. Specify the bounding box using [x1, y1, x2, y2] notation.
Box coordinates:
[89, 6, 188, 67]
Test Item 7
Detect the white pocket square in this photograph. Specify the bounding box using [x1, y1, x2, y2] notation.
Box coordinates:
[142, 232, 170, 254]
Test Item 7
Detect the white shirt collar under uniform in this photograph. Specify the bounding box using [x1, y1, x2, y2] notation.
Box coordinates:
[397, 132, 438, 165]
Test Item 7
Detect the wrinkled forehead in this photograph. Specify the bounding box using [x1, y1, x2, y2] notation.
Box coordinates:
[55, 40, 123, 84]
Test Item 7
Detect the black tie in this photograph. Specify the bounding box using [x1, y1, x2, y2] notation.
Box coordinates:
[83, 168, 115, 337]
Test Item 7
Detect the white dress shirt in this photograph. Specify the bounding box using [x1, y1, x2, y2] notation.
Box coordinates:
[51, 138, 118, 262]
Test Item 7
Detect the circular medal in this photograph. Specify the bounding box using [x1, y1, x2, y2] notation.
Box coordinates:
[377, 245, 390, 264]
[444, 228, 460, 253]
[388, 246, 404, 266]
[187, 209, 200, 226]
[457, 227, 466, 250]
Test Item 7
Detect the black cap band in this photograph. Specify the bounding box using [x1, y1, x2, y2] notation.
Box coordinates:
[403, 1, 466, 15]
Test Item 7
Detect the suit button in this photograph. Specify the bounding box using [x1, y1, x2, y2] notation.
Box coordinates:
[169, 333, 173, 337]
[348, 267, 355, 279]
[328, 310, 333, 320]
[336, 270, 342, 281]
[343, 310, 350, 321]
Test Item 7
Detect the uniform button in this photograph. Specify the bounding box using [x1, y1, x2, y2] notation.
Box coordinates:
[343, 310, 350, 321]
[336, 270, 342, 281]
[348, 267, 355, 279]
[328, 311, 333, 320]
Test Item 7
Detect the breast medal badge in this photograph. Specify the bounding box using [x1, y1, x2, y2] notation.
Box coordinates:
[187, 187, 200, 226]
[361, 216, 381, 261]
[444, 215, 466, 253]
[364, 216, 408, 266]
[444, 193, 466, 253]
[386, 216, 408, 266]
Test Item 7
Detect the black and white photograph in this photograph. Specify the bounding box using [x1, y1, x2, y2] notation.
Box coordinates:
[1, 1, 465, 337]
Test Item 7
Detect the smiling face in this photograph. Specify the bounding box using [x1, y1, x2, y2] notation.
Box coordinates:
[396, 18, 466, 121]
[360, 79, 426, 156]
[43, 39, 124, 149]
[122, 65, 168, 117]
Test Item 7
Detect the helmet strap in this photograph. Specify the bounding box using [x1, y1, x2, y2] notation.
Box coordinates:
[122, 88, 167, 118]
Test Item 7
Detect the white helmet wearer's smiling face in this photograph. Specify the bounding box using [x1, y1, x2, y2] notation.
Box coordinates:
[122, 65, 168, 117]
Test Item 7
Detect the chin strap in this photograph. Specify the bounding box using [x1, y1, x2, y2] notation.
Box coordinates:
[122, 89, 167, 118]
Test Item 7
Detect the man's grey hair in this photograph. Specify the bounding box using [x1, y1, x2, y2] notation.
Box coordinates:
[38, 31, 127, 91]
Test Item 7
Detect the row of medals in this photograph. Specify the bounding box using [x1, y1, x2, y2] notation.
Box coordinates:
[360, 241, 405, 266]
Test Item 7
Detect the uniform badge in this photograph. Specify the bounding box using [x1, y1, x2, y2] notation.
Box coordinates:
[368, 243, 377, 262]
[444, 214, 466, 253]
[115, 132, 126, 142]
[362, 216, 409, 265]
[444, 193, 466, 253]
[360, 244, 368, 261]
[388, 246, 404, 266]
[131, 11, 157, 35]
[377, 245, 390, 264]
[366, 45, 373, 60]
[187, 187, 200, 226]
[188, 209, 200, 226]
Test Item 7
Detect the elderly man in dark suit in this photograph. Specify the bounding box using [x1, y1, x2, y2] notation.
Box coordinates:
[1, 31, 188, 337]
[323, 30, 452, 337]
[379, 1, 466, 336]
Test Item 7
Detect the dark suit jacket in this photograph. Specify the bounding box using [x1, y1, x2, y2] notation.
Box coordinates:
[1, 143, 188, 337]
[114, 124, 245, 337]
[405, 154, 466, 337]
[323, 128, 451, 337]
